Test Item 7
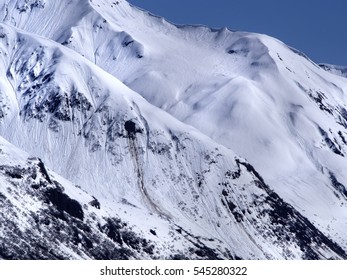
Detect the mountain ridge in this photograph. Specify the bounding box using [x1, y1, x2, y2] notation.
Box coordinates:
[1, 0, 347, 259]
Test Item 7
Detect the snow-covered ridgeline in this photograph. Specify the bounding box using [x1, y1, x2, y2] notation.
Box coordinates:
[0, 0, 347, 259]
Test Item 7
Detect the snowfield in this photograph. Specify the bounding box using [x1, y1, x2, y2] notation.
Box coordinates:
[0, 0, 347, 259]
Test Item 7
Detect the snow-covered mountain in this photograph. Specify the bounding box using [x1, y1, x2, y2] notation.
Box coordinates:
[1, 0, 347, 259]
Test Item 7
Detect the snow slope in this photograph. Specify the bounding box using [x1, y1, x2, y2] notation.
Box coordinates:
[2, 134, 239, 259]
[0, 0, 347, 259]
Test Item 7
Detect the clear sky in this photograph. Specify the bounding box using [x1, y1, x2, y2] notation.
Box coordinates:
[128, 0, 347, 66]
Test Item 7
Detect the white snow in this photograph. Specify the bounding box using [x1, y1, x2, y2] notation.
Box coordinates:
[0, 0, 347, 259]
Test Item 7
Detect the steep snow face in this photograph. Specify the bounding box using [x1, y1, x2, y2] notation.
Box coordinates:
[1, 0, 92, 41]
[0, 0, 347, 259]
[2, 0, 346, 178]
[1, 22, 347, 260]
[1, 135, 237, 260]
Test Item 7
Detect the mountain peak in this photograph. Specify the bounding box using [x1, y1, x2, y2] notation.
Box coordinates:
[1, 0, 347, 260]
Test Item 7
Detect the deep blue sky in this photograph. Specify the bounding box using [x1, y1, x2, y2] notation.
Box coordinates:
[128, 0, 347, 66]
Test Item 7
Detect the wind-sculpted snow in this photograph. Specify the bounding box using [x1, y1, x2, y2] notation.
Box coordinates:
[319, 64, 347, 79]
[0, 0, 347, 259]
